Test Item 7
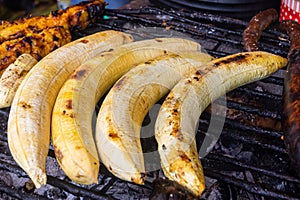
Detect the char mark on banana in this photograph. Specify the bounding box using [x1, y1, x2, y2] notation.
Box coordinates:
[71, 69, 88, 80]
[0, 54, 38, 108]
[213, 53, 247, 66]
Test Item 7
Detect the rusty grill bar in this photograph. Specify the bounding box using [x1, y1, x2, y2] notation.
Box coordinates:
[0, 6, 299, 200]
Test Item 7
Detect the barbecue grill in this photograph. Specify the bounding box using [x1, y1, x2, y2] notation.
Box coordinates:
[0, 5, 299, 200]
[150, 0, 281, 19]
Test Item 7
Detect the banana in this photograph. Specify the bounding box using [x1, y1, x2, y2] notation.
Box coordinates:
[95, 53, 213, 185]
[154, 51, 287, 197]
[0, 54, 37, 108]
[51, 37, 203, 186]
[7, 30, 133, 188]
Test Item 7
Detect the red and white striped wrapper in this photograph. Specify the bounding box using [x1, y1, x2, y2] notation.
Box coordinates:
[280, 0, 300, 22]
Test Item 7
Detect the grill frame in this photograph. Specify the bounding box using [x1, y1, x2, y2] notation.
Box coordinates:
[0, 6, 299, 200]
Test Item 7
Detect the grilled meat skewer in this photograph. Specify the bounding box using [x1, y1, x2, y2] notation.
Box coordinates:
[243, 8, 278, 52]
[0, 0, 106, 71]
[0, 0, 105, 43]
[0, 20, 11, 30]
[281, 20, 300, 53]
[281, 20, 300, 177]
[283, 48, 300, 177]
[0, 26, 71, 72]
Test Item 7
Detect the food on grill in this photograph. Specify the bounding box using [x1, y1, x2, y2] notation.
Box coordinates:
[0, 20, 11, 29]
[0, 53, 37, 108]
[280, 20, 300, 53]
[0, 0, 106, 72]
[283, 49, 300, 177]
[52, 37, 203, 185]
[7, 30, 132, 189]
[243, 8, 278, 52]
[51, 51, 118, 185]
[0, 0, 105, 42]
[95, 53, 212, 185]
[0, 26, 71, 75]
[280, 20, 300, 176]
[154, 51, 287, 196]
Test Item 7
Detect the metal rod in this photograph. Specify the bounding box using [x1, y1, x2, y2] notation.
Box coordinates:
[203, 168, 300, 200]
[206, 153, 300, 184]
[47, 176, 111, 200]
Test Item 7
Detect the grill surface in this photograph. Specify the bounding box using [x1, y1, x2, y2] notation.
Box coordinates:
[0, 6, 300, 200]
[149, 0, 280, 19]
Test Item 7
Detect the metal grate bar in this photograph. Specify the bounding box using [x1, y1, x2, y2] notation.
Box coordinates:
[104, 9, 288, 57]
[261, 76, 284, 85]
[234, 87, 282, 102]
[203, 168, 300, 200]
[0, 184, 48, 200]
[46, 176, 110, 200]
[219, 129, 285, 153]
[224, 100, 281, 120]
[206, 153, 300, 184]
[198, 117, 285, 154]
[200, 111, 283, 139]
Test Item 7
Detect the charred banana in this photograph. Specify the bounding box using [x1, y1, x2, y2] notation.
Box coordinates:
[52, 38, 203, 185]
[0, 54, 37, 108]
[95, 53, 213, 185]
[155, 51, 287, 196]
[7, 30, 133, 188]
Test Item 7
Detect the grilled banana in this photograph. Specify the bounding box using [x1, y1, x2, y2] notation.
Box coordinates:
[7, 30, 133, 188]
[155, 51, 287, 196]
[52, 38, 203, 185]
[0, 54, 37, 108]
[95, 53, 213, 185]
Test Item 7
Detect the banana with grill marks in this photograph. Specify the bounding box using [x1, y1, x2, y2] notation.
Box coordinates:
[7, 30, 133, 188]
[0, 54, 37, 108]
[95, 53, 213, 185]
[52, 38, 203, 185]
[155, 51, 287, 196]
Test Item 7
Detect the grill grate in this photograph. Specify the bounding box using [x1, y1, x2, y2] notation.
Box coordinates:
[0, 6, 299, 199]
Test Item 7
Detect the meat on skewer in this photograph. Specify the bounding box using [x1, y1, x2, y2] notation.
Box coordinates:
[0, 0, 106, 71]
[0, 26, 71, 72]
[243, 8, 278, 52]
[281, 20, 300, 177]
